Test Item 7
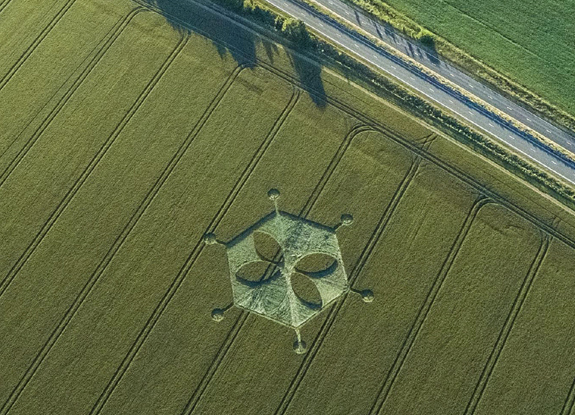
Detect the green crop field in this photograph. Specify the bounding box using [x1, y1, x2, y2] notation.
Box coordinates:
[1, 0, 575, 414]
[371, 0, 575, 116]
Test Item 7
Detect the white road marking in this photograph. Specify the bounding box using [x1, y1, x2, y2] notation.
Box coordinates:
[260, 0, 575, 184]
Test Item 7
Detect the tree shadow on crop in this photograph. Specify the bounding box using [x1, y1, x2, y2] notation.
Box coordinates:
[140, 0, 327, 107]
[289, 51, 327, 107]
[142, 0, 258, 67]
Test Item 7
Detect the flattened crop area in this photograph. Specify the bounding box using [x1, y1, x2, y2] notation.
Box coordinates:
[1, 0, 575, 414]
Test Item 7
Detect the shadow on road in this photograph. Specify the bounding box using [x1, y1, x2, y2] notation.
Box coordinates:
[418, 34, 440, 66]
[140, 0, 327, 107]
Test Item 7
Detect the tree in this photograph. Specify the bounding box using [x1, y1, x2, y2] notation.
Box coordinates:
[418, 31, 435, 48]
[281, 18, 311, 48]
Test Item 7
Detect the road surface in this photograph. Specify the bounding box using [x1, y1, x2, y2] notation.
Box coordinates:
[264, 0, 575, 184]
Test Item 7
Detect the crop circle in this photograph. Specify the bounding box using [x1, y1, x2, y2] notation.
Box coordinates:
[211, 308, 225, 321]
[267, 188, 280, 200]
[360, 289, 374, 303]
[293, 339, 307, 354]
[341, 214, 354, 226]
[203, 232, 218, 245]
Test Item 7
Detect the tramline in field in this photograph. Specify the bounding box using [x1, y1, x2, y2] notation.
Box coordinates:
[0, 0, 574, 414]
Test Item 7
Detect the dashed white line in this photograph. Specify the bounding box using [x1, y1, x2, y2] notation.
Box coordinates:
[268, 0, 575, 184]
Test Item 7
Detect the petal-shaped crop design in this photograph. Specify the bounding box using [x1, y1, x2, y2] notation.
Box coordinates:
[236, 260, 277, 284]
[225, 210, 349, 328]
[253, 231, 283, 263]
[295, 253, 338, 278]
[291, 272, 322, 309]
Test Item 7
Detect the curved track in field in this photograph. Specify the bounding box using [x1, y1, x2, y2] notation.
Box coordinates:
[262, 0, 575, 185]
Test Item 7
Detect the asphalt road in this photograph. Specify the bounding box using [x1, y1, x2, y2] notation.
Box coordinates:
[264, 0, 575, 185]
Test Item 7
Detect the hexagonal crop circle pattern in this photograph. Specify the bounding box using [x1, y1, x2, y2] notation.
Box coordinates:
[227, 210, 348, 328]
[205, 189, 372, 354]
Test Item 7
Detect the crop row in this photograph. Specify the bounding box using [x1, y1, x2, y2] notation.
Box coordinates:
[1, 2, 575, 413]
[0, 0, 137, 172]
[0, 15, 242, 412]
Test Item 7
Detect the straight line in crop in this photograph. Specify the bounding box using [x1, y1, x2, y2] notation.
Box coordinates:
[0, 7, 146, 299]
[0, 0, 78, 93]
[0, 32, 189, 415]
[0, 7, 145, 191]
[369, 195, 491, 414]
[275, 156, 421, 415]
[464, 234, 551, 414]
[91, 85, 302, 415]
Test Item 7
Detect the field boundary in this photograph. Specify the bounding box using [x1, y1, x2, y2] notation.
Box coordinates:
[182, 123, 373, 414]
[286, 0, 575, 170]
[140, 0, 575, 252]
[464, 233, 550, 414]
[0, 0, 78, 93]
[255, 59, 575, 252]
[88, 84, 301, 415]
[338, 0, 575, 134]
[274, 60, 575, 247]
[275, 155, 420, 414]
[368, 195, 491, 414]
[0, 32, 189, 415]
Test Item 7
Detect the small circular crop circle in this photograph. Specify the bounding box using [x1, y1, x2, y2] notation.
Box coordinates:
[203, 232, 218, 245]
[211, 308, 225, 322]
[360, 289, 374, 303]
[341, 214, 354, 226]
[293, 339, 307, 354]
[267, 188, 280, 200]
